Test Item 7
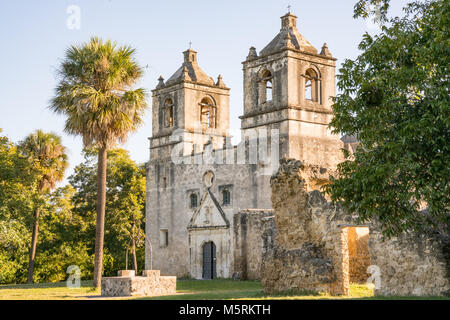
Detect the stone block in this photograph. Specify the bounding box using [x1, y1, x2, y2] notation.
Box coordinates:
[101, 270, 177, 297]
[142, 269, 160, 277]
[118, 270, 135, 277]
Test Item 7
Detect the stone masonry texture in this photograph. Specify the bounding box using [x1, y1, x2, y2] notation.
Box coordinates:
[101, 270, 176, 297]
[261, 158, 450, 296]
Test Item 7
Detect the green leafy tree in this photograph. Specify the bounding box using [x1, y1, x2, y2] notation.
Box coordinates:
[0, 129, 35, 218]
[18, 130, 68, 283]
[353, 0, 391, 21]
[0, 219, 30, 284]
[0, 129, 35, 284]
[325, 0, 449, 241]
[1, 130, 92, 284]
[33, 185, 94, 283]
[50, 37, 148, 287]
[68, 148, 146, 277]
[106, 149, 146, 274]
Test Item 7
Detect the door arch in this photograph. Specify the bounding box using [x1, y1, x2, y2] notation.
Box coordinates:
[202, 241, 216, 279]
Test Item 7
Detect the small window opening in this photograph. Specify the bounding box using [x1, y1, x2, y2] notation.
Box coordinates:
[164, 98, 174, 127]
[305, 79, 312, 100]
[304, 68, 321, 103]
[190, 193, 198, 208]
[160, 229, 169, 247]
[266, 80, 272, 101]
[222, 189, 231, 206]
[200, 97, 216, 130]
[259, 70, 273, 104]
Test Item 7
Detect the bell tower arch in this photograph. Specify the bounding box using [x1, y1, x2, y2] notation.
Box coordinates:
[240, 12, 344, 169]
[150, 49, 230, 162]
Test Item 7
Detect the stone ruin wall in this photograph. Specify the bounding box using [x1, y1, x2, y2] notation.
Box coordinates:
[233, 209, 275, 280]
[261, 158, 450, 296]
[262, 158, 353, 295]
[369, 228, 449, 296]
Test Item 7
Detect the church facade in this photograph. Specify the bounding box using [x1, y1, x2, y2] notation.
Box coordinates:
[145, 12, 349, 279]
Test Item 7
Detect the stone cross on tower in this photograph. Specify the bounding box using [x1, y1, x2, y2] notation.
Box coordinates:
[287, 4, 291, 13]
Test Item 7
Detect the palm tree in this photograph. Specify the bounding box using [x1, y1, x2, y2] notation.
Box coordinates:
[19, 130, 68, 283]
[50, 37, 148, 288]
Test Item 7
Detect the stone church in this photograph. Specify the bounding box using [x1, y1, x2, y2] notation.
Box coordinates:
[145, 12, 352, 280]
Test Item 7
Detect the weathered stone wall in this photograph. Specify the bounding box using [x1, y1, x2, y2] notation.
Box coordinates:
[146, 155, 269, 279]
[262, 158, 450, 296]
[233, 209, 274, 280]
[101, 270, 176, 297]
[262, 158, 353, 295]
[146, 12, 344, 281]
[369, 229, 449, 296]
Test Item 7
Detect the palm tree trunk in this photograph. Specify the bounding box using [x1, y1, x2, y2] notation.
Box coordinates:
[93, 146, 107, 288]
[27, 207, 40, 283]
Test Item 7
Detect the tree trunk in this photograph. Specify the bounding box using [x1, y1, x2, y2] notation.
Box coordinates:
[132, 239, 138, 275]
[93, 147, 107, 288]
[27, 207, 40, 284]
[131, 223, 138, 275]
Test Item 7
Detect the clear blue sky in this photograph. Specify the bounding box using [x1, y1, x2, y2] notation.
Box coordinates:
[0, 0, 408, 182]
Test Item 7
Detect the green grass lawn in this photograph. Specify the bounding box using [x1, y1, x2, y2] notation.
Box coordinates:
[0, 281, 100, 300]
[0, 280, 448, 300]
[142, 280, 373, 300]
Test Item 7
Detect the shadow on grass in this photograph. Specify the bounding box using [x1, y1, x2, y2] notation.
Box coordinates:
[139, 292, 450, 301]
[175, 279, 261, 293]
[136, 283, 328, 301]
[136, 282, 449, 300]
[136, 290, 263, 300]
[1, 279, 448, 300]
[0, 280, 94, 290]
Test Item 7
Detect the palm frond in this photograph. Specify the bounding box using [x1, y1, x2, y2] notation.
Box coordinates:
[49, 37, 148, 149]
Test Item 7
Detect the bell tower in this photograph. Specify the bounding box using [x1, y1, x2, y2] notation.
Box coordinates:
[150, 49, 230, 162]
[146, 49, 231, 275]
[240, 12, 343, 169]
